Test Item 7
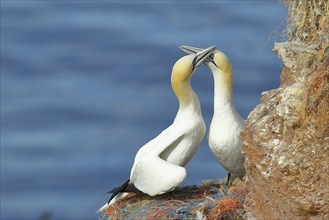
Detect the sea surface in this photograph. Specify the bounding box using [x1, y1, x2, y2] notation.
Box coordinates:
[1, 1, 287, 219]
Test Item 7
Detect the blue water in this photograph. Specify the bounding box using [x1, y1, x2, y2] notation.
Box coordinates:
[1, 1, 287, 219]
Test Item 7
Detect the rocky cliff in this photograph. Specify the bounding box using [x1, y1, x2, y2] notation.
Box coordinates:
[242, 0, 328, 219]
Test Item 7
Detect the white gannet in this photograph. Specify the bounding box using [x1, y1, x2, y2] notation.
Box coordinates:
[99, 46, 216, 212]
[180, 46, 245, 185]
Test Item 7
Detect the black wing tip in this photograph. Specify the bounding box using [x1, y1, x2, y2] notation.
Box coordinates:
[107, 179, 130, 204]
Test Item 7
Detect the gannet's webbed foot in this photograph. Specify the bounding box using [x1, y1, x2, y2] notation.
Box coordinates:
[226, 172, 231, 186]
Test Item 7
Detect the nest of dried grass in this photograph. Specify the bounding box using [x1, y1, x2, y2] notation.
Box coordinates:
[99, 181, 247, 220]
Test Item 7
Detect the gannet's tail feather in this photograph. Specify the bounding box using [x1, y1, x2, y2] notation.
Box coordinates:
[107, 180, 141, 194]
[98, 179, 145, 213]
[107, 179, 130, 204]
[97, 179, 130, 213]
[98, 192, 130, 213]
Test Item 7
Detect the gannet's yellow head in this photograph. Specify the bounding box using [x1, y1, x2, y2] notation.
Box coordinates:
[179, 46, 232, 74]
[207, 50, 232, 73]
[171, 55, 194, 84]
[179, 46, 233, 92]
[205, 50, 233, 94]
[171, 46, 216, 104]
[170, 55, 197, 105]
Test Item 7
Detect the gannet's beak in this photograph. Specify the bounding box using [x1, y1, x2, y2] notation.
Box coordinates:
[180, 45, 203, 54]
[180, 45, 217, 67]
[191, 45, 216, 70]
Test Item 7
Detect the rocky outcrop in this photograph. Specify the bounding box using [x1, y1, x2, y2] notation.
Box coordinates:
[242, 0, 328, 219]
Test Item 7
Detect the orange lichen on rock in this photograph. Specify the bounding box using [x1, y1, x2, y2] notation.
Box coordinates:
[209, 198, 243, 220]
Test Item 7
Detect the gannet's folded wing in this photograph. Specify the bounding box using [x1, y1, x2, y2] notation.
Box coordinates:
[134, 129, 185, 162]
[130, 155, 187, 196]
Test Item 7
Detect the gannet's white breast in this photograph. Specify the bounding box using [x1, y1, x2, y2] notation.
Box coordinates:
[208, 104, 245, 177]
[99, 47, 217, 212]
[98, 107, 205, 212]
[177, 46, 245, 179]
[130, 100, 205, 196]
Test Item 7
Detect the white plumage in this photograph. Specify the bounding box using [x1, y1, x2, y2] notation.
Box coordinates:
[99, 46, 216, 212]
[180, 46, 245, 184]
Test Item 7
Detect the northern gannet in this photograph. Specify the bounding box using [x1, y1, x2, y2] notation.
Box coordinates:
[180, 46, 245, 185]
[99, 46, 216, 212]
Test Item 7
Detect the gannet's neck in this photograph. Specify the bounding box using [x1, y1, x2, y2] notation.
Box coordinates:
[211, 66, 234, 116]
[170, 55, 200, 111]
[171, 78, 199, 109]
